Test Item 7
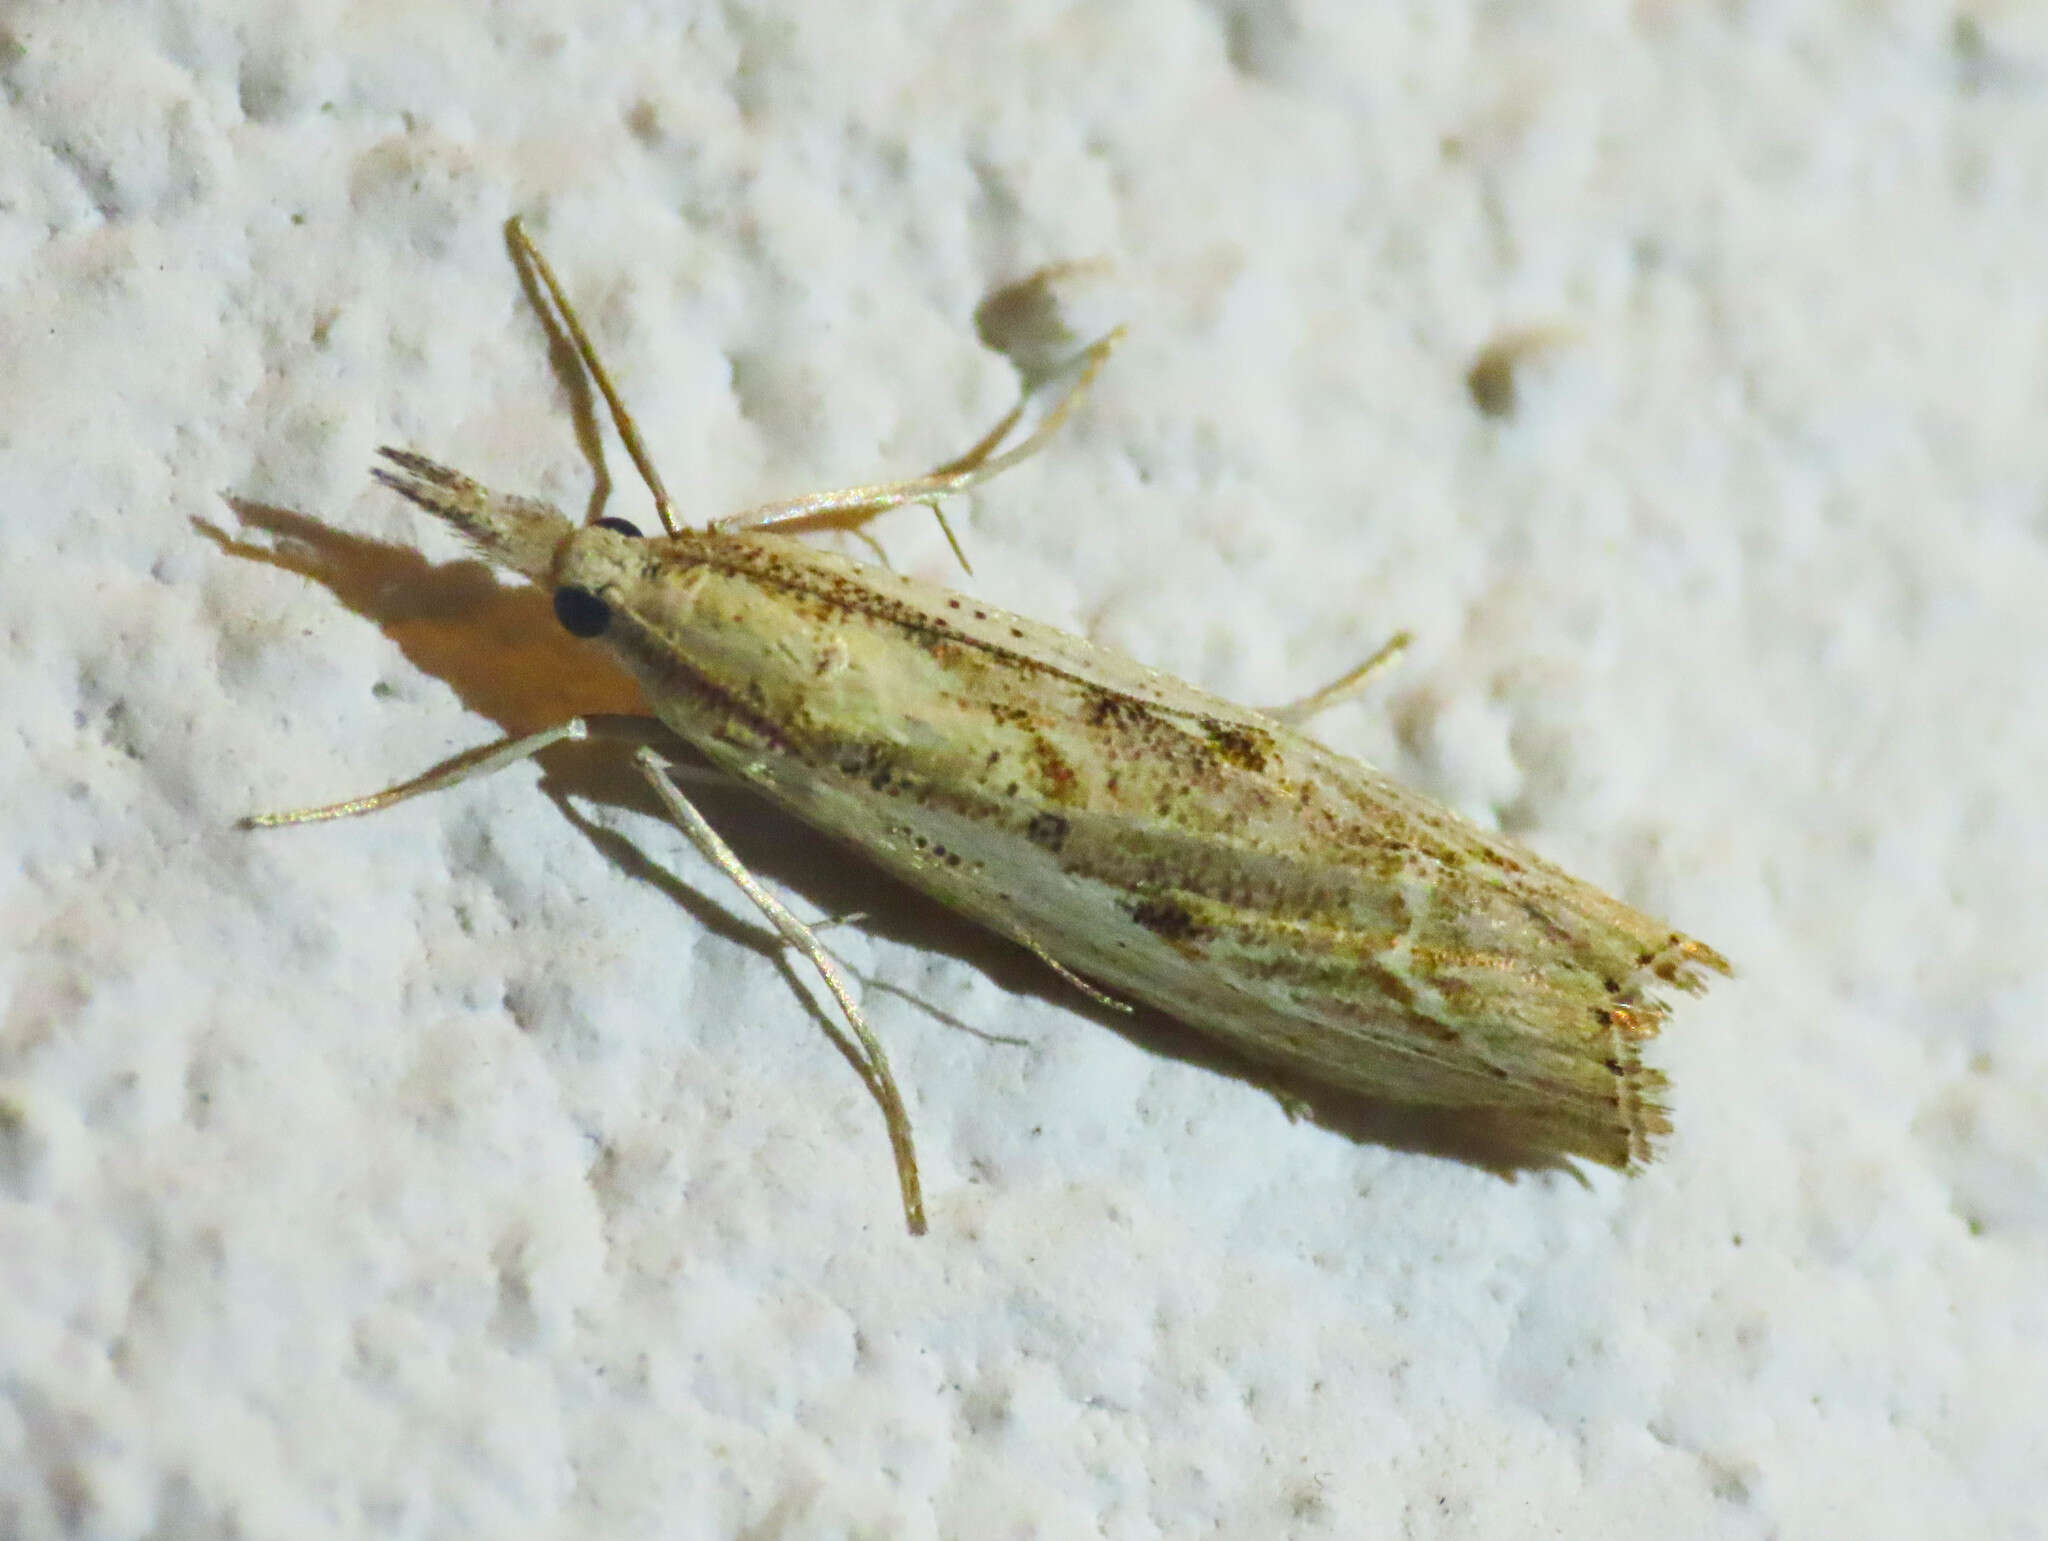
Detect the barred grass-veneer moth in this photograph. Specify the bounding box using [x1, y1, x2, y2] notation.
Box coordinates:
[246, 220, 1729, 1234]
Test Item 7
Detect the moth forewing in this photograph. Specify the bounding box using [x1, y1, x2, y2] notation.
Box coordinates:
[537, 502, 1724, 1172]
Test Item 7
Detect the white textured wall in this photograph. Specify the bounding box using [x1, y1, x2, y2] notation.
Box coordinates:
[4, 3, 2043, 1537]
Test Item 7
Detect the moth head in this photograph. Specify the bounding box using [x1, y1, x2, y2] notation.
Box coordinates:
[550, 515, 643, 638]
[374, 449, 655, 641]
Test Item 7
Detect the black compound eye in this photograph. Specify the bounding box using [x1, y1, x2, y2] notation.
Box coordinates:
[553, 584, 612, 638]
[593, 516, 642, 537]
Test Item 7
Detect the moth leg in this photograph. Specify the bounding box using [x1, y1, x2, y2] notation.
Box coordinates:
[710, 325, 1126, 537]
[632, 747, 928, 1238]
[1266, 631, 1413, 726]
[239, 715, 662, 827]
[1001, 925, 1132, 1016]
[508, 215, 684, 537]
[511, 209, 1114, 553]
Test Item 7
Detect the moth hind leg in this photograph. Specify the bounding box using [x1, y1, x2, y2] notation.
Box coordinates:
[1267, 631, 1413, 726]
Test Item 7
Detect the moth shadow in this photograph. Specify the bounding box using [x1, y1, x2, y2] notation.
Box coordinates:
[202, 497, 645, 729]
[205, 498, 818, 964]
[1107, 1006, 1585, 1179]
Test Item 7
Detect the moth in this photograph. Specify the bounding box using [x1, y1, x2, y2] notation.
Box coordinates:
[250, 219, 1729, 1234]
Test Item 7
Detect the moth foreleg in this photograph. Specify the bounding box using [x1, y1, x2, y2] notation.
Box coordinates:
[239, 716, 644, 827]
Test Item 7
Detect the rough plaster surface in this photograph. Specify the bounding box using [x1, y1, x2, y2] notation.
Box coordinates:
[3, 3, 2044, 1537]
